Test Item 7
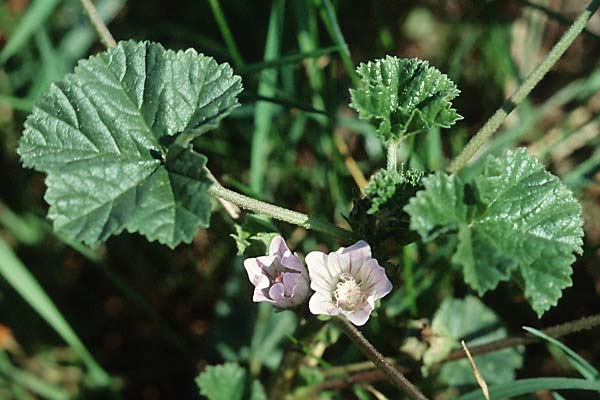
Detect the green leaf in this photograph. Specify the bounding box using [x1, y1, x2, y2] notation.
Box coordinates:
[350, 56, 461, 143]
[18, 40, 243, 248]
[405, 148, 584, 316]
[196, 363, 266, 400]
[427, 296, 523, 386]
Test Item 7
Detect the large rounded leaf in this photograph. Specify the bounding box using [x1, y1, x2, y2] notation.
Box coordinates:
[18, 40, 243, 248]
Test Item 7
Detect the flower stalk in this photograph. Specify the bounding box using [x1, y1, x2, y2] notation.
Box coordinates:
[334, 316, 429, 400]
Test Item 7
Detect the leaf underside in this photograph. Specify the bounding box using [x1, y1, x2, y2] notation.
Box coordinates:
[350, 56, 462, 143]
[405, 148, 584, 316]
[18, 40, 243, 248]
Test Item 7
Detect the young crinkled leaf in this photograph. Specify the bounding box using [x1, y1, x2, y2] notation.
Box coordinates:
[350, 56, 461, 143]
[405, 148, 584, 316]
[18, 40, 243, 248]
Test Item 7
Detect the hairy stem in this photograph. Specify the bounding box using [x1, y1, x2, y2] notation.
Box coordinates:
[387, 139, 399, 171]
[79, 0, 116, 48]
[448, 0, 600, 174]
[207, 180, 353, 241]
[334, 317, 429, 400]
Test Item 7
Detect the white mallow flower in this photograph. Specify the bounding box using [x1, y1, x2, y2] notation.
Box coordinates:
[305, 240, 392, 326]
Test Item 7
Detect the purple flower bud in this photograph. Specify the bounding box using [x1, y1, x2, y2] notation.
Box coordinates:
[306, 240, 392, 326]
[244, 236, 310, 308]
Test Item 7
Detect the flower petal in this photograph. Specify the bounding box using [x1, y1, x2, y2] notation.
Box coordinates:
[244, 259, 271, 289]
[309, 291, 338, 316]
[268, 282, 286, 303]
[269, 235, 289, 256]
[253, 287, 274, 303]
[338, 240, 372, 278]
[306, 251, 337, 293]
[280, 251, 303, 271]
[344, 303, 374, 326]
[359, 259, 392, 300]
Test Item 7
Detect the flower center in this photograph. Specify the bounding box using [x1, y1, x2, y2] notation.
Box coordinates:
[334, 272, 366, 312]
[273, 272, 284, 284]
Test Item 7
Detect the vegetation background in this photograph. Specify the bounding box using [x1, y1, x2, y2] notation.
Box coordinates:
[0, 0, 599, 398]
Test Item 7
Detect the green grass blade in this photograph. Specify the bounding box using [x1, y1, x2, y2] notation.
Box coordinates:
[249, 0, 285, 192]
[0, 238, 111, 387]
[239, 46, 340, 74]
[0, 0, 61, 64]
[523, 326, 599, 381]
[314, 0, 358, 85]
[208, 0, 244, 68]
[457, 378, 600, 400]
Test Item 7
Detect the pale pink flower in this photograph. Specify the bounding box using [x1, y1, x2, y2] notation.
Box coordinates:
[306, 241, 392, 326]
[244, 236, 310, 308]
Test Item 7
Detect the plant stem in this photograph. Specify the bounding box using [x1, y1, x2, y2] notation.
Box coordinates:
[207, 180, 353, 241]
[387, 139, 399, 171]
[334, 317, 429, 400]
[78, 0, 116, 48]
[447, 0, 600, 174]
[207, 0, 245, 68]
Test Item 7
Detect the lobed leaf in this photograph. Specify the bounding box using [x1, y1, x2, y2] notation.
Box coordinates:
[405, 148, 584, 316]
[18, 40, 243, 248]
[350, 56, 461, 143]
[428, 296, 523, 386]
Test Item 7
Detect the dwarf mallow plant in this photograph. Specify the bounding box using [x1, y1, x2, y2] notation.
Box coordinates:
[17, 0, 600, 396]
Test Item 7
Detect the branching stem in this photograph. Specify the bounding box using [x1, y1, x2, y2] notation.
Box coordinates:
[334, 317, 429, 400]
[448, 0, 600, 173]
[79, 0, 116, 48]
